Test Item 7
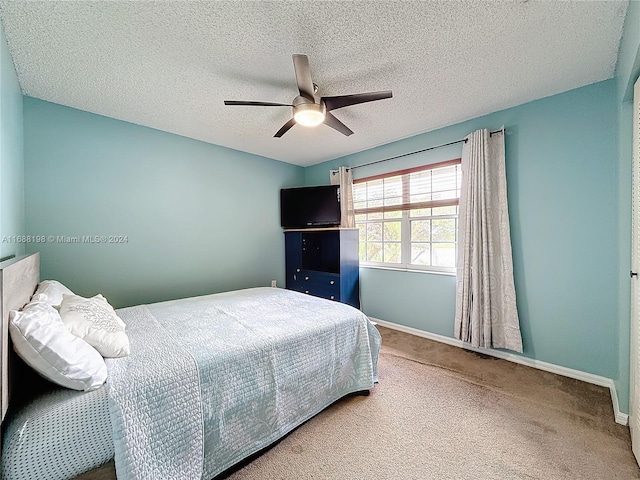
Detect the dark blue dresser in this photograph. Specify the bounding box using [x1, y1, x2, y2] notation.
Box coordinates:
[284, 228, 360, 309]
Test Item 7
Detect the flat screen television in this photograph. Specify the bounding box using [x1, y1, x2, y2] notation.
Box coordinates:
[280, 185, 341, 229]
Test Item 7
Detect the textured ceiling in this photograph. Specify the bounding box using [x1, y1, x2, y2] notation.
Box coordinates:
[0, 1, 628, 167]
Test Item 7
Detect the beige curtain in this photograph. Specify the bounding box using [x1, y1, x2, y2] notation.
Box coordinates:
[454, 128, 523, 352]
[330, 166, 355, 228]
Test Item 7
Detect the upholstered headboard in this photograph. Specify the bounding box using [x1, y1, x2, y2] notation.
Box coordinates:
[0, 253, 39, 421]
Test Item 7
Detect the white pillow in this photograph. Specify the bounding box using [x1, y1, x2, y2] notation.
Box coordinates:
[9, 302, 107, 391]
[59, 294, 130, 358]
[31, 280, 74, 307]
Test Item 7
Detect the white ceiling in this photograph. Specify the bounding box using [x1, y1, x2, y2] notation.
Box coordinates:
[0, 1, 628, 167]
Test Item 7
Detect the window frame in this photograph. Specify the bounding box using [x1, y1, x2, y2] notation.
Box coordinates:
[353, 158, 462, 274]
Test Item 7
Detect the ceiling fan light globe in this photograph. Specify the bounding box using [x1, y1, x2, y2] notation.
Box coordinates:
[295, 110, 325, 127]
[293, 103, 325, 127]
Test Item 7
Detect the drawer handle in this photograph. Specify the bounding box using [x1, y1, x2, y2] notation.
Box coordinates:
[305, 290, 309, 294]
[329, 280, 335, 285]
[296, 268, 301, 272]
[305, 276, 309, 281]
[330, 295, 335, 300]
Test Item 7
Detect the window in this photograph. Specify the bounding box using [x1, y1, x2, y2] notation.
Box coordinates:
[353, 159, 462, 273]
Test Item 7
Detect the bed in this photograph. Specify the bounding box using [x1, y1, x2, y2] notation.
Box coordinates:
[0, 253, 381, 479]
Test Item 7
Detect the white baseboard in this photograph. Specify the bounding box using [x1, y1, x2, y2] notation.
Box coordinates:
[372, 318, 629, 426]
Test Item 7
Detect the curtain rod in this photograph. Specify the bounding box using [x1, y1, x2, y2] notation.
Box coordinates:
[332, 127, 505, 172]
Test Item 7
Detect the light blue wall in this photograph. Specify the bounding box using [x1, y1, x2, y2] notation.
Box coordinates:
[0, 20, 24, 259]
[307, 80, 622, 396]
[23, 97, 304, 308]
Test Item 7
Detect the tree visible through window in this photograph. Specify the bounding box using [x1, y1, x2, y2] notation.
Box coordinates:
[353, 159, 461, 272]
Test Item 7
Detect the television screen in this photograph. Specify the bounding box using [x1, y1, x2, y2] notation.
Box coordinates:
[280, 185, 341, 229]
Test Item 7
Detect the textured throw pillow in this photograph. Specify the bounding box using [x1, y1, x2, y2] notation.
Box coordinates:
[59, 294, 130, 358]
[9, 302, 107, 391]
[31, 280, 75, 307]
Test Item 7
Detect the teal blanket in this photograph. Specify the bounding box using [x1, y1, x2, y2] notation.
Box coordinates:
[107, 287, 381, 480]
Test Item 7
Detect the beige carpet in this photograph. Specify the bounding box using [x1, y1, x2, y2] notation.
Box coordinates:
[79, 326, 640, 479]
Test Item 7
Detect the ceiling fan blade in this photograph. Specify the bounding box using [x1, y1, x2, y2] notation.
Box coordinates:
[224, 100, 292, 107]
[274, 118, 297, 138]
[323, 112, 354, 136]
[292, 54, 315, 101]
[321, 90, 393, 112]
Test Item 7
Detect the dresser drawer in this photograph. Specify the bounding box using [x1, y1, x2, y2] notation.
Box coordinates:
[307, 285, 340, 302]
[288, 270, 341, 302]
[296, 270, 340, 288]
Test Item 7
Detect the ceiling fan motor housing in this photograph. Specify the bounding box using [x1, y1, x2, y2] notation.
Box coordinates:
[293, 96, 326, 127]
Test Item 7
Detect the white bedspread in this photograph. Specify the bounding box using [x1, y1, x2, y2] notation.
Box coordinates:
[106, 287, 381, 480]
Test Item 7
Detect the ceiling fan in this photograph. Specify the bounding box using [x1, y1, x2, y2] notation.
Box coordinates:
[224, 54, 393, 138]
